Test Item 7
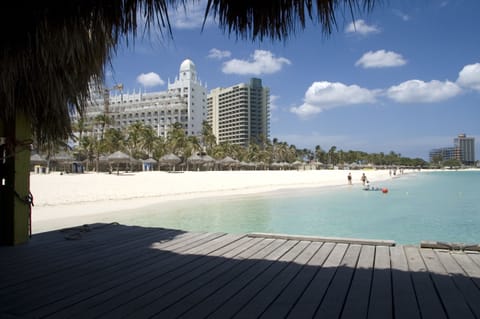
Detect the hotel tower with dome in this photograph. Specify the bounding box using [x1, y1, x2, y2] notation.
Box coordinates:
[82, 59, 207, 138]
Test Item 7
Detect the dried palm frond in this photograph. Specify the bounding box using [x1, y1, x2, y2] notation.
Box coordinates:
[1, 0, 373, 143]
[0, 0, 177, 143]
[204, 0, 375, 40]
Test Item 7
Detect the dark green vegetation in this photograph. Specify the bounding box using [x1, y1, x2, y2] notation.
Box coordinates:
[59, 119, 427, 170]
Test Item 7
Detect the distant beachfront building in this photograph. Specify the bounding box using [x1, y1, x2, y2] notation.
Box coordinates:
[429, 133, 475, 165]
[80, 59, 207, 137]
[454, 133, 475, 165]
[207, 78, 270, 146]
[429, 147, 459, 163]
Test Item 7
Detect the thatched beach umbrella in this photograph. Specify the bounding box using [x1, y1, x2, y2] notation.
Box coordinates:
[202, 155, 215, 163]
[51, 152, 75, 172]
[0, 0, 375, 244]
[187, 154, 204, 171]
[108, 151, 130, 162]
[142, 158, 158, 171]
[201, 155, 216, 170]
[30, 154, 47, 166]
[219, 156, 238, 170]
[30, 154, 48, 173]
[292, 160, 304, 170]
[108, 151, 131, 174]
[159, 153, 181, 171]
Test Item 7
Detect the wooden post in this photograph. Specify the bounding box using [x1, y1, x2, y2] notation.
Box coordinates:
[0, 112, 31, 245]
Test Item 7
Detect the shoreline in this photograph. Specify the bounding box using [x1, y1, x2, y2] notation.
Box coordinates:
[30, 169, 417, 233]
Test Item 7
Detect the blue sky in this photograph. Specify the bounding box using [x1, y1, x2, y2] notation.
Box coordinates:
[107, 0, 480, 160]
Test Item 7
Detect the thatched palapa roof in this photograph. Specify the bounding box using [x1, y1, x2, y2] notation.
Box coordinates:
[1, 0, 373, 144]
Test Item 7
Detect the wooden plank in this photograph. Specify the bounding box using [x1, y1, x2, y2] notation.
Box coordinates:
[30, 233, 240, 318]
[452, 253, 480, 289]
[105, 238, 285, 318]
[0, 227, 185, 290]
[287, 243, 348, 318]
[0, 223, 158, 275]
[228, 241, 316, 319]
[9, 232, 229, 318]
[74, 235, 255, 319]
[249, 232, 396, 246]
[0, 224, 175, 289]
[367, 245, 392, 319]
[314, 244, 362, 319]
[3, 228, 480, 319]
[420, 249, 475, 319]
[340, 245, 375, 319]
[0, 226, 181, 305]
[260, 242, 334, 319]
[435, 250, 480, 318]
[404, 246, 447, 319]
[389, 246, 421, 319]
[155, 239, 300, 319]
[0, 229, 209, 302]
[421, 241, 480, 252]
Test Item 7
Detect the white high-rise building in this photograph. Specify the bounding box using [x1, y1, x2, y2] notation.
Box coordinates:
[81, 59, 207, 138]
[207, 78, 270, 146]
[454, 133, 475, 165]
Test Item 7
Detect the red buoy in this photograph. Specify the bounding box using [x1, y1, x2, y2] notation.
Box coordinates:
[382, 188, 388, 194]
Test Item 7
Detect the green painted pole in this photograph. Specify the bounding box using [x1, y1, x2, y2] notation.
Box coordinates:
[0, 112, 31, 245]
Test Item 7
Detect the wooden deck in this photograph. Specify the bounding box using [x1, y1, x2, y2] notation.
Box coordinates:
[1, 223, 480, 319]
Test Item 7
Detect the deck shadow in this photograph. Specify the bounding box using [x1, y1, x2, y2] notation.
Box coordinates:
[1, 223, 480, 319]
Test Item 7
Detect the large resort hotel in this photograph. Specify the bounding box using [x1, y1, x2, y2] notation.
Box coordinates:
[208, 78, 270, 146]
[81, 59, 270, 146]
[84, 59, 207, 138]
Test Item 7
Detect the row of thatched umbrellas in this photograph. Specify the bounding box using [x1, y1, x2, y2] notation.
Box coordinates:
[30, 152, 243, 170]
[31, 152, 317, 168]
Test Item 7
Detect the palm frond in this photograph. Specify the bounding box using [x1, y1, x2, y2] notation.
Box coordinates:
[1, 0, 373, 143]
[0, 0, 177, 143]
[204, 0, 375, 40]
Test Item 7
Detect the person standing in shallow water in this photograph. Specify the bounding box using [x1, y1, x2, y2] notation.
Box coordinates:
[347, 172, 352, 185]
[361, 173, 367, 185]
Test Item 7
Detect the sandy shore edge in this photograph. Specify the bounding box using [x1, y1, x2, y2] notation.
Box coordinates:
[30, 169, 414, 233]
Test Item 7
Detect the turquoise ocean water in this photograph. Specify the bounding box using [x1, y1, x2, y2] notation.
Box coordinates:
[115, 171, 480, 245]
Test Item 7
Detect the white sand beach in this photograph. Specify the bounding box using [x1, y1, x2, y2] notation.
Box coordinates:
[30, 169, 400, 233]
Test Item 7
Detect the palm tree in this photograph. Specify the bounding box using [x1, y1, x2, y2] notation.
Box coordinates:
[71, 113, 89, 143]
[141, 125, 158, 158]
[94, 114, 113, 141]
[201, 121, 217, 154]
[184, 136, 202, 158]
[103, 128, 126, 155]
[126, 122, 145, 159]
[80, 135, 98, 171]
[1, 0, 376, 243]
[315, 145, 327, 164]
[167, 122, 188, 155]
[152, 136, 168, 160]
[328, 145, 337, 167]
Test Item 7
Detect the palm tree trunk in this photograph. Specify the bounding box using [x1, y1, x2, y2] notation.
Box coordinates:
[0, 112, 32, 245]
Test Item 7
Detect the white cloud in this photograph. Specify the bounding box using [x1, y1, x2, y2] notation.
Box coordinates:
[457, 63, 480, 91]
[387, 80, 461, 103]
[345, 19, 380, 35]
[136, 72, 165, 87]
[392, 9, 410, 21]
[169, 2, 213, 30]
[207, 48, 231, 59]
[355, 50, 407, 68]
[290, 81, 377, 118]
[222, 50, 291, 75]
